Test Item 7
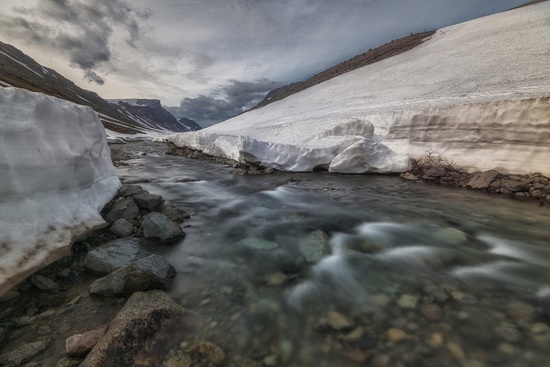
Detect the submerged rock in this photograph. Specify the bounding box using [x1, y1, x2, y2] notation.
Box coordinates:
[0, 341, 48, 366]
[159, 204, 191, 223]
[299, 230, 331, 263]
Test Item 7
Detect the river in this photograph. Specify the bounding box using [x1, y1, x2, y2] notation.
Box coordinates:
[110, 141, 550, 366]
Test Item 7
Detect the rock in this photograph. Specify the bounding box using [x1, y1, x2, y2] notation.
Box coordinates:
[342, 327, 365, 342]
[0, 341, 48, 366]
[266, 272, 288, 286]
[133, 192, 163, 210]
[387, 328, 407, 342]
[162, 350, 191, 367]
[80, 291, 187, 367]
[159, 204, 191, 223]
[56, 357, 83, 367]
[425, 167, 448, 177]
[427, 333, 444, 348]
[498, 322, 522, 343]
[109, 218, 134, 237]
[396, 294, 418, 309]
[30, 274, 60, 291]
[500, 179, 528, 193]
[66, 326, 107, 357]
[104, 197, 139, 224]
[326, 310, 352, 330]
[421, 304, 443, 321]
[142, 213, 185, 244]
[0, 290, 20, 302]
[118, 185, 147, 197]
[401, 172, 419, 181]
[299, 230, 331, 262]
[239, 237, 279, 251]
[89, 255, 176, 297]
[446, 342, 466, 361]
[174, 176, 198, 183]
[450, 291, 477, 304]
[433, 228, 467, 245]
[506, 301, 536, 323]
[373, 293, 392, 307]
[190, 342, 225, 365]
[84, 238, 152, 276]
[531, 323, 549, 334]
[466, 170, 500, 190]
[262, 355, 277, 366]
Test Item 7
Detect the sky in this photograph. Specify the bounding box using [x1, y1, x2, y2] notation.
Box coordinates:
[0, 0, 527, 127]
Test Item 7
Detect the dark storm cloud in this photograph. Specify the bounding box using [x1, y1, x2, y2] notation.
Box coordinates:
[167, 79, 285, 127]
[0, 0, 149, 83]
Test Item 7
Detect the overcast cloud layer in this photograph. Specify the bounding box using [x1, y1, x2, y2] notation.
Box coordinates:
[0, 0, 526, 126]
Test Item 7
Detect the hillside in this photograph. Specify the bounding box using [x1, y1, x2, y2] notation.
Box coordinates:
[255, 31, 435, 109]
[170, 2, 550, 176]
[0, 41, 198, 134]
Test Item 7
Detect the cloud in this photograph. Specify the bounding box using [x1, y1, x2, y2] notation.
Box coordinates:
[167, 78, 284, 127]
[0, 0, 150, 84]
[83, 70, 105, 85]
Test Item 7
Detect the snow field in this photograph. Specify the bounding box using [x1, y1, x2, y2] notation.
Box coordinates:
[0, 87, 120, 295]
[169, 2, 550, 175]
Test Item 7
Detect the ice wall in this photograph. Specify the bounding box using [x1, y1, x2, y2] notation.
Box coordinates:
[169, 2, 550, 175]
[0, 88, 121, 295]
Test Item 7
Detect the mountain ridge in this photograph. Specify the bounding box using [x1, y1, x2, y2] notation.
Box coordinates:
[0, 40, 199, 134]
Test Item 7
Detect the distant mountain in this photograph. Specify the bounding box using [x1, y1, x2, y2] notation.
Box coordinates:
[0, 40, 198, 134]
[254, 31, 435, 109]
[108, 99, 201, 132]
[178, 117, 202, 131]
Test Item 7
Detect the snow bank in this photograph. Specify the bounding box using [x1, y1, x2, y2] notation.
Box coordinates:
[0, 87, 120, 294]
[170, 2, 550, 175]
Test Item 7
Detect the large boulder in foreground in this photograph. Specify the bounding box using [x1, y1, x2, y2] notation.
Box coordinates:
[0, 88, 120, 296]
[80, 290, 189, 367]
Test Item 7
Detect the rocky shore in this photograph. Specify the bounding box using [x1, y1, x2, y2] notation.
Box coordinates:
[0, 180, 226, 367]
[401, 152, 550, 206]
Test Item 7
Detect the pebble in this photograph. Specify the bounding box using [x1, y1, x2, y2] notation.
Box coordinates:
[506, 301, 536, 323]
[451, 291, 478, 304]
[342, 327, 365, 342]
[326, 311, 352, 330]
[531, 323, 549, 334]
[427, 333, 444, 348]
[266, 272, 288, 286]
[421, 304, 443, 321]
[498, 322, 522, 343]
[343, 349, 369, 363]
[498, 343, 516, 357]
[446, 342, 466, 361]
[387, 328, 407, 342]
[373, 293, 391, 307]
[191, 341, 225, 365]
[396, 294, 418, 309]
[263, 355, 277, 366]
[372, 354, 390, 367]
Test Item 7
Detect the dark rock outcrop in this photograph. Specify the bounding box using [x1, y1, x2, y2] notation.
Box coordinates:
[84, 238, 152, 276]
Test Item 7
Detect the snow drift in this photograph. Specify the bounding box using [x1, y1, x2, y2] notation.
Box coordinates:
[169, 2, 550, 175]
[0, 87, 120, 295]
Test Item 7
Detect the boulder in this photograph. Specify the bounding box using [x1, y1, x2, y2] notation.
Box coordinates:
[109, 218, 134, 237]
[118, 184, 147, 197]
[500, 179, 529, 193]
[466, 170, 499, 190]
[159, 204, 191, 223]
[0, 341, 48, 366]
[80, 291, 188, 367]
[89, 255, 176, 297]
[66, 326, 107, 357]
[104, 197, 139, 224]
[30, 274, 60, 291]
[425, 167, 448, 177]
[84, 238, 152, 276]
[142, 213, 185, 244]
[133, 192, 163, 210]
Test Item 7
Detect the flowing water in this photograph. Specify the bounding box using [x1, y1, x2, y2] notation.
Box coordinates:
[111, 142, 550, 366]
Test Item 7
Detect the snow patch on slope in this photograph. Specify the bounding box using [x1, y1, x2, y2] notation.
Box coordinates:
[169, 3, 550, 175]
[0, 88, 120, 294]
